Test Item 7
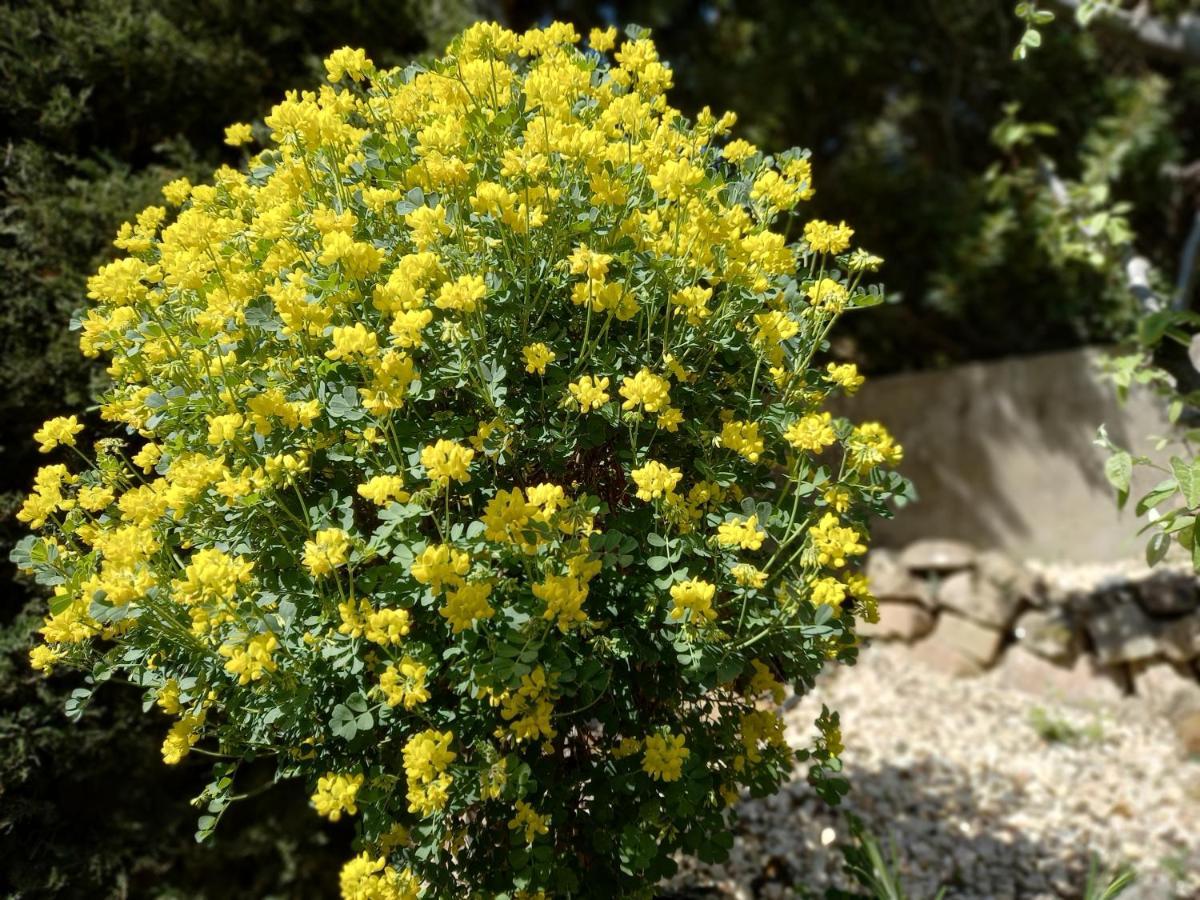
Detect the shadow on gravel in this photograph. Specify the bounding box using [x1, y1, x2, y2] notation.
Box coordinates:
[670, 758, 1154, 899]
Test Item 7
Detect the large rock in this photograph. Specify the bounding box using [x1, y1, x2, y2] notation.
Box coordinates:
[1159, 613, 1200, 664]
[860, 602, 935, 642]
[976, 549, 1040, 604]
[990, 646, 1125, 706]
[936, 569, 1024, 630]
[866, 550, 934, 607]
[1136, 570, 1199, 617]
[899, 538, 976, 573]
[1012, 608, 1078, 664]
[1133, 662, 1200, 754]
[911, 612, 1004, 677]
[1085, 602, 1161, 666]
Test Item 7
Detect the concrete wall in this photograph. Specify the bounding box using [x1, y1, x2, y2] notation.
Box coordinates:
[837, 347, 1177, 562]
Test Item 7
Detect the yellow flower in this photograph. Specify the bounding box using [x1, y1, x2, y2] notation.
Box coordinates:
[669, 578, 717, 623]
[326, 323, 380, 361]
[482, 488, 532, 543]
[325, 46, 372, 82]
[619, 369, 671, 413]
[34, 416, 84, 453]
[131, 442, 162, 473]
[402, 729, 455, 817]
[808, 513, 866, 568]
[365, 607, 412, 646]
[720, 420, 764, 463]
[811, 575, 848, 608]
[318, 232, 382, 279]
[509, 800, 551, 844]
[656, 407, 684, 432]
[78, 484, 114, 512]
[161, 712, 204, 765]
[435, 274, 488, 313]
[567, 375, 611, 412]
[357, 474, 409, 506]
[161, 177, 191, 206]
[730, 563, 768, 588]
[533, 574, 588, 632]
[522, 342, 557, 375]
[749, 659, 786, 703]
[806, 278, 848, 313]
[421, 439, 475, 486]
[785, 412, 837, 452]
[223, 122, 253, 146]
[642, 732, 689, 781]
[338, 853, 418, 900]
[722, 139, 757, 165]
[824, 485, 851, 513]
[826, 362, 865, 394]
[411, 544, 470, 595]
[380, 657, 431, 709]
[717, 515, 765, 551]
[671, 285, 712, 325]
[440, 581, 495, 633]
[589, 26, 617, 52]
[847, 422, 903, 472]
[312, 772, 364, 821]
[631, 461, 682, 502]
[29, 644, 63, 674]
[804, 219, 855, 255]
[219, 633, 279, 684]
[648, 159, 703, 200]
[303, 528, 352, 577]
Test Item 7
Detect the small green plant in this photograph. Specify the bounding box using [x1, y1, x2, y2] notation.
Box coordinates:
[1083, 857, 1136, 900]
[1028, 706, 1105, 744]
[835, 816, 945, 900]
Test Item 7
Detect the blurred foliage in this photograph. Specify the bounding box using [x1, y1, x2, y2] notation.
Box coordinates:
[1, 596, 351, 898]
[3, 0, 1200, 894]
[0, 1, 481, 896]
[514, 0, 1197, 371]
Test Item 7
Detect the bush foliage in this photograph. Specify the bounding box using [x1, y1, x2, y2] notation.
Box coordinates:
[13, 22, 907, 897]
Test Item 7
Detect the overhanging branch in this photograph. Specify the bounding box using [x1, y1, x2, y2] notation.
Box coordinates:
[1051, 0, 1200, 65]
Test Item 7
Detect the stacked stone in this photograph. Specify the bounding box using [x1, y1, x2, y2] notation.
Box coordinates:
[863, 540, 1200, 753]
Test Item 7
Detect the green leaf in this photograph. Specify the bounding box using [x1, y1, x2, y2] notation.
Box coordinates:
[1171, 456, 1200, 508]
[1105, 451, 1132, 508]
[1146, 531, 1170, 567]
[646, 555, 670, 572]
[1135, 479, 1178, 517]
[330, 703, 359, 740]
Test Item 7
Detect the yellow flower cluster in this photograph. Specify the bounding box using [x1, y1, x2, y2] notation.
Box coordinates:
[508, 800, 551, 844]
[631, 461, 682, 502]
[402, 729, 455, 817]
[380, 657, 430, 709]
[642, 732, 689, 782]
[669, 578, 717, 623]
[313, 772, 365, 821]
[33, 416, 84, 453]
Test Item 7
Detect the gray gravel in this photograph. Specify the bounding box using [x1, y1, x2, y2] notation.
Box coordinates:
[667, 643, 1200, 899]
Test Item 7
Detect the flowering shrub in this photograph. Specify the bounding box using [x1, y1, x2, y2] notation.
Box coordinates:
[13, 21, 906, 898]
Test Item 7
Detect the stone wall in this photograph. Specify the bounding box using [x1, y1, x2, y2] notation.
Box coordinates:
[863, 539, 1200, 753]
[836, 347, 1175, 561]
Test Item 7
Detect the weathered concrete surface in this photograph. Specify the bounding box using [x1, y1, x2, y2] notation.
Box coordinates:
[837, 347, 1176, 562]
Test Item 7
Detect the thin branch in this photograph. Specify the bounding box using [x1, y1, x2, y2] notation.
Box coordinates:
[1174, 209, 1200, 311]
[1037, 158, 1163, 311]
[1051, 0, 1200, 65]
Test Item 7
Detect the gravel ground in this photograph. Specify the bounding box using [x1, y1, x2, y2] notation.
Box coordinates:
[667, 643, 1200, 899]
